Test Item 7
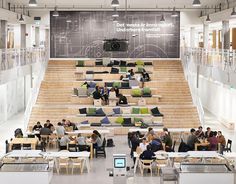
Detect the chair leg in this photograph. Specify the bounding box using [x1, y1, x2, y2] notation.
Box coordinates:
[72, 166, 74, 175]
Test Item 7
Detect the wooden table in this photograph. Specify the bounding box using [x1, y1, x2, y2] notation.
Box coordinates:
[9, 138, 38, 151]
[194, 142, 210, 151]
[5, 150, 43, 158]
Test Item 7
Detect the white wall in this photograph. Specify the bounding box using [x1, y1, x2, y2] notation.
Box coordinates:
[198, 76, 236, 124]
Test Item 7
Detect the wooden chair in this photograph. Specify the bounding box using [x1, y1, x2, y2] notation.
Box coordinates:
[224, 139, 232, 152]
[156, 159, 168, 176]
[95, 138, 106, 158]
[12, 144, 22, 150]
[139, 159, 154, 176]
[71, 158, 84, 174]
[22, 143, 32, 150]
[48, 134, 58, 149]
[57, 157, 70, 174]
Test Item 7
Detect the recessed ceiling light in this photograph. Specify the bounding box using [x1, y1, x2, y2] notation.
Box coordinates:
[192, 0, 201, 7]
[19, 14, 24, 23]
[160, 14, 165, 22]
[52, 6, 59, 17]
[171, 7, 178, 17]
[112, 7, 119, 17]
[113, 17, 118, 23]
[29, 0, 37, 7]
[206, 14, 211, 23]
[111, 0, 119, 7]
[231, 7, 236, 18]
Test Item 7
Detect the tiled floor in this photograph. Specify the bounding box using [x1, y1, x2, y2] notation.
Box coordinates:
[0, 110, 235, 184]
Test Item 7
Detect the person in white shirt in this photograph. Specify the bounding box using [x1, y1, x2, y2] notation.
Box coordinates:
[139, 138, 148, 152]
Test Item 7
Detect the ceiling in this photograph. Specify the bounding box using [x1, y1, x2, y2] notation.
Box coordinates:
[7, 0, 234, 9]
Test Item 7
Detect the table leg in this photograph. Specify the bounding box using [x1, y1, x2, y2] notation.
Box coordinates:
[85, 158, 90, 173]
[90, 144, 93, 159]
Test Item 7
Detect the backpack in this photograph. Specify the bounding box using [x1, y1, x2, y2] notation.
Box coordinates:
[178, 141, 190, 152]
[107, 138, 114, 147]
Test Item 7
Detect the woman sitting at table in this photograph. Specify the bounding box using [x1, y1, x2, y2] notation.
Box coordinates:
[93, 130, 102, 138]
[91, 133, 102, 149]
[208, 131, 218, 151]
[59, 134, 71, 150]
[76, 133, 90, 152]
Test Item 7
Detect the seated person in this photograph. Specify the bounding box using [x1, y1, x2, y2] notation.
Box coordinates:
[32, 121, 42, 132]
[101, 85, 109, 105]
[204, 127, 212, 138]
[140, 145, 155, 160]
[144, 127, 155, 141]
[208, 131, 218, 151]
[64, 120, 78, 131]
[14, 128, 23, 138]
[128, 69, 135, 77]
[161, 128, 172, 152]
[141, 69, 150, 81]
[55, 122, 65, 137]
[217, 131, 226, 154]
[92, 86, 103, 100]
[40, 124, 52, 135]
[150, 135, 163, 152]
[139, 138, 148, 152]
[195, 126, 204, 138]
[44, 120, 54, 131]
[93, 130, 102, 138]
[109, 88, 117, 99]
[76, 133, 90, 151]
[118, 94, 128, 105]
[59, 134, 71, 150]
[186, 128, 200, 150]
[91, 133, 103, 149]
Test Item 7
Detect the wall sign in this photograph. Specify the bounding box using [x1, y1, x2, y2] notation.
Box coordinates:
[50, 11, 180, 58]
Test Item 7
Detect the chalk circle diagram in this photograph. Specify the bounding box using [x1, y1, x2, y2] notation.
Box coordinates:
[129, 44, 168, 58]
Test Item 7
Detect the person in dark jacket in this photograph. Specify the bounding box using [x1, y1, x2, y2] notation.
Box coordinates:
[130, 133, 140, 165]
[140, 145, 155, 160]
[93, 86, 102, 99]
[187, 128, 200, 150]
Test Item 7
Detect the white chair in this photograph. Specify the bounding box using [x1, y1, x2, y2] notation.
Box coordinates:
[139, 159, 154, 176]
[57, 157, 70, 174]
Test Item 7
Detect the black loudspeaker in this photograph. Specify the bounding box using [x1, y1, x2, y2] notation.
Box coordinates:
[103, 39, 128, 52]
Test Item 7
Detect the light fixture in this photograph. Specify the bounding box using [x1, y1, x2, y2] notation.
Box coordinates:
[52, 6, 59, 17]
[206, 14, 211, 23]
[111, 0, 119, 7]
[112, 7, 119, 17]
[113, 17, 118, 23]
[160, 14, 165, 22]
[29, 0, 37, 7]
[66, 19, 72, 23]
[19, 14, 24, 23]
[171, 7, 178, 17]
[231, 7, 236, 18]
[192, 0, 201, 7]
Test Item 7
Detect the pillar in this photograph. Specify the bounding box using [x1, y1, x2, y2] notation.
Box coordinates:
[222, 20, 230, 50]
[0, 20, 7, 49]
[35, 27, 39, 47]
[203, 24, 209, 49]
[232, 28, 236, 50]
[20, 24, 26, 48]
[190, 27, 195, 48]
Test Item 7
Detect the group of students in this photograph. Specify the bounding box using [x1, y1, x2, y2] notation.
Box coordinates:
[128, 127, 173, 163]
[92, 85, 128, 105]
[32, 119, 78, 139]
[186, 126, 226, 153]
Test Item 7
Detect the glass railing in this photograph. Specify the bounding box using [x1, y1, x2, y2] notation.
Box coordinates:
[0, 48, 46, 71]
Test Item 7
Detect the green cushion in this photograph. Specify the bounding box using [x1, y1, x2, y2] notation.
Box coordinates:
[76, 60, 84, 67]
[136, 60, 144, 66]
[138, 67, 144, 73]
[134, 117, 143, 123]
[120, 67, 127, 73]
[132, 88, 142, 97]
[115, 117, 124, 124]
[143, 87, 151, 95]
[87, 108, 96, 115]
[113, 82, 121, 88]
[140, 107, 149, 114]
[132, 108, 140, 114]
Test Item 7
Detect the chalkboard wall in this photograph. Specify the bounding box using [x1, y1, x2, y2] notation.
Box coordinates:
[50, 11, 180, 58]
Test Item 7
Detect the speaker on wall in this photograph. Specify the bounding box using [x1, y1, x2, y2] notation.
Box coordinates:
[103, 39, 128, 52]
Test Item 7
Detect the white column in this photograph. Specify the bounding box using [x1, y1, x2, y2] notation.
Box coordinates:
[35, 27, 40, 47]
[190, 27, 195, 48]
[0, 20, 7, 49]
[203, 24, 209, 49]
[20, 24, 26, 48]
[222, 20, 230, 50]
